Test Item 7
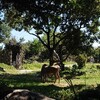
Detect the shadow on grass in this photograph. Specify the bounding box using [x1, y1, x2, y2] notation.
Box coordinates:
[73, 84, 100, 100]
[0, 71, 41, 84]
[1, 72, 100, 100]
[0, 72, 64, 99]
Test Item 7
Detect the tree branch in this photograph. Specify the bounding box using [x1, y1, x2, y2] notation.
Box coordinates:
[26, 30, 48, 48]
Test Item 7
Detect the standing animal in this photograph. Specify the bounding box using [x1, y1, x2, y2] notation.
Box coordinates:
[41, 63, 60, 83]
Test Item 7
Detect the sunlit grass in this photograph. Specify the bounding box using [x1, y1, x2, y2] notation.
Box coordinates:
[22, 62, 48, 71]
[0, 62, 44, 74]
[71, 63, 100, 86]
[0, 63, 18, 74]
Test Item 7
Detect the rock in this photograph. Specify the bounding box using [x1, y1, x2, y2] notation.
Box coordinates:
[5, 89, 55, 100]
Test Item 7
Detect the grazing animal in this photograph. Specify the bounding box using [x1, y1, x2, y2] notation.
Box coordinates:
[41, 64, 60, 83]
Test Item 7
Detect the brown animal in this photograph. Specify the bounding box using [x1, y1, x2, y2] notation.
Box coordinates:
[41, 64, 60, 83]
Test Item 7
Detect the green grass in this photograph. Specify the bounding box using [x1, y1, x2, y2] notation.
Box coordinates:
[0, 62, 45, 74]
[71, 63, 100, 86]
[0, 63, 18, 74]
[0, 62, 100, 100]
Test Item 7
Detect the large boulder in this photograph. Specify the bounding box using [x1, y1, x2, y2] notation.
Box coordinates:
[4, 89, 55, 100]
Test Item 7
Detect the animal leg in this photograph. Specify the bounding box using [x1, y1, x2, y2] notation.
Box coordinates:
[54, 74, 58, 83]
[56, 72, 60, 83]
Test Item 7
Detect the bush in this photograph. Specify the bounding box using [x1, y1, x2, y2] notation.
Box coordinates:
[75, 54, 87, 69]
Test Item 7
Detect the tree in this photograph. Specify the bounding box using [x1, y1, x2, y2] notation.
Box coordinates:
[0, 22, 11, 43]
[94, 47, 100, 62]
[1, 0, 100, 65]
[24, 39, 45, 61]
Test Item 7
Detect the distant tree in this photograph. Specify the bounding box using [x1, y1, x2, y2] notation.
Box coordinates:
[21, 41, 31, 60]
[94, 47, 100, 62]
[30, 39, 44, 55]
[23, 38, 47, 62]
[0, 22, 11, 43]
[1, 0, 100, 65]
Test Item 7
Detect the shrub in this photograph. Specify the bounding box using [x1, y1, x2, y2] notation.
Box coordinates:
[75, 54, 87, 69]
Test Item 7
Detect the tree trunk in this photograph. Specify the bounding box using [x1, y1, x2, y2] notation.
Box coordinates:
[58, 45, 65, 71]
[9, 50, 12, 65]
[48, 49, 54, 66]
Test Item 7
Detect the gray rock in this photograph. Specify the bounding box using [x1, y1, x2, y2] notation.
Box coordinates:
[5, 89, 55, 100]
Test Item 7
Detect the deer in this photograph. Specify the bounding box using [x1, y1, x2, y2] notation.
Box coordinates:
[41, 63, 60, 83]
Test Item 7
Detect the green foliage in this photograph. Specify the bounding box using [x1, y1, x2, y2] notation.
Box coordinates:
[75, 54, 87, 69]
[53, 89, 74, 100]
[1, 0, 100, 65]
[94, 47, 100, 62]
[71, 64, 79, 75]
[29, 39, 44, 55]
[23, 39, 47, 61]
[0, 22, 11, 43]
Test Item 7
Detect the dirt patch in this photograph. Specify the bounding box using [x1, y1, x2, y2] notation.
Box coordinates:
[19, 70, 33, 74]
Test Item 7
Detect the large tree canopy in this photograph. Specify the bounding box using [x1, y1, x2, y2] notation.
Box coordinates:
[1, 0, 100, 65]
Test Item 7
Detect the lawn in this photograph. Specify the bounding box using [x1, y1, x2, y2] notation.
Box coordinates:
[0, 62, 100, 100]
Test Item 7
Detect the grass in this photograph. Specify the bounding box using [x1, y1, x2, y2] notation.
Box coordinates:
[70, 63, 100, 86]
[0, 63, 18, 74]
[0, 62, 100, 100]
